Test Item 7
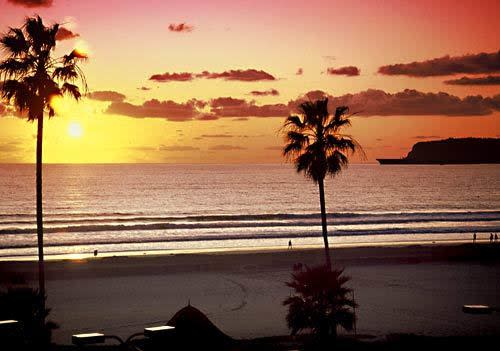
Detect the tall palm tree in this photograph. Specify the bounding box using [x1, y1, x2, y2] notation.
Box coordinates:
[282, 97, 362, 267]
[0, 16, 87, 305]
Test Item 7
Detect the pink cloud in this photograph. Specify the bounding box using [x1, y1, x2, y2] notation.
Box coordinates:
[7, 0, 52, 8]
[379, 51, 500, 77]
[106, 99, 203, 121]
[55, 27, 80, 41]
[103, 88, 500, 122]
[149, 69, 275, 82]
[250, 89, 279, 96]
[168, 23, 194, 32]
[196, 69, 276, 81]
[298, 89, 500, 116]
[88, 90, 126, 102]
[210, 97, 288, 117]
[149, 72, 194, 82]
[327, 66, 360, 76]
[444, 75, 500, 85]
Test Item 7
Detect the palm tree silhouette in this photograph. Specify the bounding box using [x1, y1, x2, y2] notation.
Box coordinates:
[0, 16, 87, 309]
[283, 264, 357, 343]
[282, 97, 362, 267]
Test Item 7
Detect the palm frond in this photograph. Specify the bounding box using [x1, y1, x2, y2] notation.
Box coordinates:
[0, 16, 87, 121]
[0, 57, 35, 78]
[315, 98, 329, 123]
[295, 151, 315, 174]
[326, 150, 348, 175]
[0, 27, 28, 56]
[325, 135, 357, 153]
[52, 65, 78, 81]
[284, 115, 305, 130]
[298, 101, 318, 127]
[282, 96, 363, 182]
[1, 80, 32, 112]
[325, 106, 351, 132]
[61, 82, 81, 100]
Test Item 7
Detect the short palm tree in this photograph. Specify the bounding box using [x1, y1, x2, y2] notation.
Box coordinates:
[283, 264, 357, 343]
[282, 98, 362, 267]
[0, 16, 87, 305]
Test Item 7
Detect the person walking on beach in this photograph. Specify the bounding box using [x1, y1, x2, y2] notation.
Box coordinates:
[288, 240, 293, 250]
[490, 233, 494, 243]
[495, 233, 498, 242]
[473, 233, 476, 243]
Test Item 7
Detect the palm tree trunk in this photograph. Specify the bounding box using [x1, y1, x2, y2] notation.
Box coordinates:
[36, 113, 45, 313]
[318, 178, 331, 268]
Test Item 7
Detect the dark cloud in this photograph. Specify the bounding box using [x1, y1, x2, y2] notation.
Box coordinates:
[210, 97, 289, 118]
[296, 68, 303, 75]
[104, 88, 500, 122]
[7, 0, 52, 8]
[301, 89, 500, 116]
[209, 145, 246, 151]
[197, 69, 276, 81]
[250, 89, 279, 96]
[168, 23, 194, 32]
[379, 51, 500, 77]
[159, 144, 199, 151]
[413, 135, 441, 139]
[210, 97, 246, 107]
[106, 99, 203, 121]
[444, 75, 500, 85]
[55, 27, 79, 41]
[149, 69, 276, 82]
[88, 90, 126, 102]
[149, 72, 194, 82]
[327, 66, 360, 76]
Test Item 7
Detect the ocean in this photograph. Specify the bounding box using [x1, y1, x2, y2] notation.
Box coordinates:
[0, 163, 499, 259]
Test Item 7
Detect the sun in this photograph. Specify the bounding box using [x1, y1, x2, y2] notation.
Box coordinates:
[68, 122, 83, 138]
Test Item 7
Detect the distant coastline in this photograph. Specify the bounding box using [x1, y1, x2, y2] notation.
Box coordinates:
[378, 138, 500, 164]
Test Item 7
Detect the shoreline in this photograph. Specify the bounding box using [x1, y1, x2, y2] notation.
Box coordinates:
[1, 241, 498, 279]
[0, 236, 494, 262]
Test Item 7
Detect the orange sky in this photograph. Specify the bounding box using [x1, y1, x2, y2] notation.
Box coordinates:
[0, 0, 499, 163]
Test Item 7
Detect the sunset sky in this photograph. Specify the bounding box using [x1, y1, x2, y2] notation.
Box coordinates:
[0, 0, 499, 163]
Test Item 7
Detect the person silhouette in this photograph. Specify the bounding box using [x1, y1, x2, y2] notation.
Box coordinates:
[495, 234, 498, 242]
[490, 233, 494, 243]
[473, 233, 476, 243]
[288, 240, 292, 249]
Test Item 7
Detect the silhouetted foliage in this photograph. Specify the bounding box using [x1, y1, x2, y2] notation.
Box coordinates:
[0, 287, 58, 350]
[283, 264, 357, 346]
[0, 16, 87, 306]
[282, 98, 363, 266]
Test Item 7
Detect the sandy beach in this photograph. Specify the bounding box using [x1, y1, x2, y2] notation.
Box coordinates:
[1, 243, 499, 345]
